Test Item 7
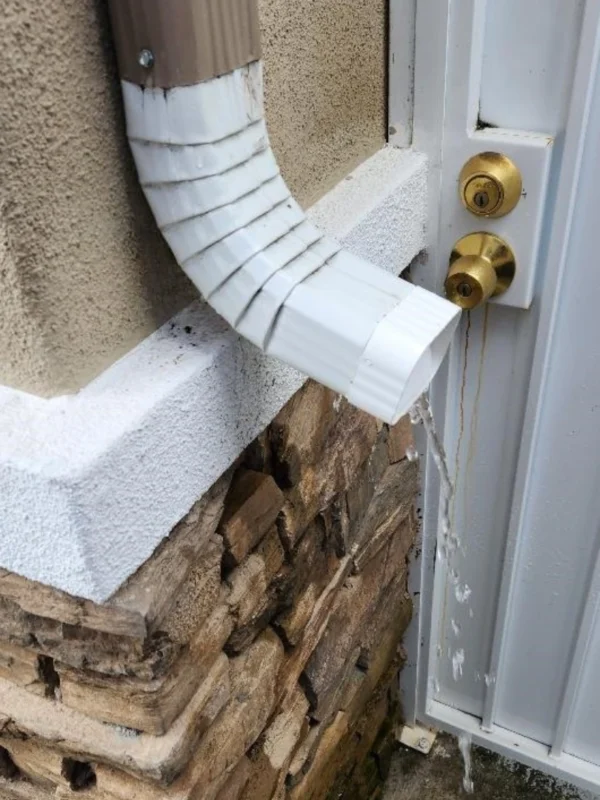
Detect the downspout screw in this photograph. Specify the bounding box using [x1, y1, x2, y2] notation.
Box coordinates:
[138, 49, 155, 69]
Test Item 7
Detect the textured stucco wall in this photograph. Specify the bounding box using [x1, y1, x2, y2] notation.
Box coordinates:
[0, 0, 193, 397]
[261, 0, 387, 208]
[0, 0, 387, 396]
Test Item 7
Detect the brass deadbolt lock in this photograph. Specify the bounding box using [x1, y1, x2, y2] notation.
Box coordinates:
[459, 152, 522, 218]
[445, 232, 516, 310]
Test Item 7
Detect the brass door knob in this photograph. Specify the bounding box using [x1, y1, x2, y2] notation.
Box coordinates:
[445, 233, 516, 310]
[460, 152, 522, 218]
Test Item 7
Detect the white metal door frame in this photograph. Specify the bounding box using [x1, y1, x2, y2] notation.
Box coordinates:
[396, 0, 600, 791]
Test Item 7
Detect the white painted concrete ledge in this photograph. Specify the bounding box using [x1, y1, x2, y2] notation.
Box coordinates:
[0, 147, 427, 601]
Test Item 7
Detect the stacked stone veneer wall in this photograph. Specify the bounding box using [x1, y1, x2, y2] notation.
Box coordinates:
[0, 381, 418, 800]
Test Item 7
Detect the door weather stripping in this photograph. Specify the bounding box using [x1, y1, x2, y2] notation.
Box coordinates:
[108, 0, 460, 424]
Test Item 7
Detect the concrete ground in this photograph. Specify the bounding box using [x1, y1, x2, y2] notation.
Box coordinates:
[384, 734, 598, 800]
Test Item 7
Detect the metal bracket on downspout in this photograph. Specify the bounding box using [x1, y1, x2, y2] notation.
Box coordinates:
[107, 0, 460, 424]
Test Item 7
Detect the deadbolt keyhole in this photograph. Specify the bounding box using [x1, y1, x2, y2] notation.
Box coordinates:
[473, 191, 489, 209]
[457, 282, 473, 298]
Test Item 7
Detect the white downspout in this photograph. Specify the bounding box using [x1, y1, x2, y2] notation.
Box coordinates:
[110, 9, 460, 425]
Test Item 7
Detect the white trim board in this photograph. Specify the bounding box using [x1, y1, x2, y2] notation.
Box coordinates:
[388, 0, 416, 147]
[0, 147, 427, 602]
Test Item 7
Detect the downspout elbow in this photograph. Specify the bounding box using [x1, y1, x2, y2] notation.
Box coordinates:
[108, 0, 460, 423]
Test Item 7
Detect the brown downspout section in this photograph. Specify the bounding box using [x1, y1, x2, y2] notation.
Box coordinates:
[108, 0, 261, 89]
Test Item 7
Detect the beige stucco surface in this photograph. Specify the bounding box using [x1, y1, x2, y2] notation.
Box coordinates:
[0, 0, 387, 396]
[261, 0, 387, 208]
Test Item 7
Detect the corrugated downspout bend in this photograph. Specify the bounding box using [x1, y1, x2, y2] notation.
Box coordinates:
[108, 0, 460, 424]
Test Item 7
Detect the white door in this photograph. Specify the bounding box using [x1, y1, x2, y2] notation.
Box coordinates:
[394, 0, 600, 791]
